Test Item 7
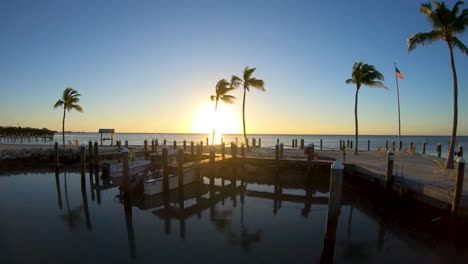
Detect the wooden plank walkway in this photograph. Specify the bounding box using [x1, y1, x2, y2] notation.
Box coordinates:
[315, 149, 468, 211]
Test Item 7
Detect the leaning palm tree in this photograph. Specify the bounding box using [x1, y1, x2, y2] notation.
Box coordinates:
[54, 88, 83, 149]
[210, 77, 238, 145]
[408, 1, 467, 169]
[233, 66, 265, 149]
[346, 62, 386, 155]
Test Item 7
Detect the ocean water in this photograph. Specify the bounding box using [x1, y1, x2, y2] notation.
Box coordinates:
[1, 132, 466, 158]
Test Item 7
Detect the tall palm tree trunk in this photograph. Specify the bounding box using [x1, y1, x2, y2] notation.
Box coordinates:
[445, 43, 458, 169]
[62, 107, 66, 150]
[212, 100, 218, 146]
[354, 86, 360, 155]
[242, 88, 248, 149]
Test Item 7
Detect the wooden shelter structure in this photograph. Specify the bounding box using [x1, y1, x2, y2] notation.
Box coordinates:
[98, 128, 115, 146]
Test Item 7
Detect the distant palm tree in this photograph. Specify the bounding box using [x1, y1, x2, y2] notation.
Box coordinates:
[210, 77, 238, 145]
[407, 1, 467, 169]
[233, 66, 265, 149]
[346, 62, 386, 155]
[54, 88, 83, 149]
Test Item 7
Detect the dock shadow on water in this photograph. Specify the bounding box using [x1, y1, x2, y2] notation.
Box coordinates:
[0, 163, 468, 264]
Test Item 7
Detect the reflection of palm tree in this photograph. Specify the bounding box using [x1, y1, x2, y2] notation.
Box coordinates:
[407, 1, 467, 169]
[345, 62, 386, 155]
[233, 66, 265, 149]
[210, 78, 238, 145]
[61, 172, 84, 230]
[53, 87, 83, 150]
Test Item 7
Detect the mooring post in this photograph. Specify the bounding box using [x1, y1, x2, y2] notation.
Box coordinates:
[177, 148, 184, 189]
[163, 139, 166, 146]
[54, 141, 59, 168]
[292, 139, 295, 148]
[320, 139, 323, 150]
[88, 140, 93, 167]
[385, 140, 388, 149]
[347, 140, 349, 148]
[122, 148, 129, 190]
[200, 141, 204, 158]
[155, 139, 159, 149]
[342, 146, 346, 162]
[275, 144, 280, 160]
[259, 138, 261, 147]
[144, 140, 148, 159]
[350, 140, 353, 150]
[210, 148, 215, 187]
[190, 141, 195, 161]
[94, 141, 99, 169]
[321, 160, 344, 263]
[458, 145, 463, 157]
[437, 144, 442, 158]
[173, 140, 177, 150]
[196, 144, 201, 162]
[368, 140, 370, 151]
[241, 144, 245, 158]
[80, 144, 86, 179]
[162, 147, 169, 195]
[307, 144, 315, 161]
[252, 138, 256, 147]
[183, 140, 187, 151]
[451, 156, 465, 218]
[233, 142, 238, 158]
[151, 140, 155, 151]
[300, 139, 304, 150]
[221, 142, 225, 159]
[422, 142, 426, 155]
[277, 138, 279, 145]
[280, 143, 284, 159]
[339, 139, 342, 150]
[410, 141, 413, 149]
[385, 149, 395, 190]
[392, 140, 395, 148]
[124, 140, 128, 148]
[206, 137, 209, 146]
[399, 141, 402, 150]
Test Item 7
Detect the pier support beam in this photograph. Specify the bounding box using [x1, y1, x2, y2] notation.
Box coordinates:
[385, 149, 395, 190]
[451, 157, 465, 218]
[162, 147, 169, 195]
[321, 160, 344, 264]
[178, 149, 184, 189]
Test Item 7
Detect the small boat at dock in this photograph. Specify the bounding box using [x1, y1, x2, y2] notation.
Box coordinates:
[144, 169, 198, 195]
[104, 159, 152, 183]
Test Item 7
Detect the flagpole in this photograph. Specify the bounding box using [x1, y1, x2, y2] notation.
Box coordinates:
[394, 62, 401, 146]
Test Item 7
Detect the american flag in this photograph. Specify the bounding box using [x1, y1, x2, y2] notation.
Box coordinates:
[395, 67, 404, 79]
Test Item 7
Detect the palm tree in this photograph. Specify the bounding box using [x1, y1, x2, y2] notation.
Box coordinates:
[407, 1, 467, 169]
[210, 77, 238, 145]
[233, 66, 265, 149]
[346, 62, 386, 155]
[53, 88, 83, 149]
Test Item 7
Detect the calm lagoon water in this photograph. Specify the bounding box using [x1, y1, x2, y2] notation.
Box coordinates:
[1, 166, 467, 264]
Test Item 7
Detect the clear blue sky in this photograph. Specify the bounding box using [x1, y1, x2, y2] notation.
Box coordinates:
[0, 0, 467, 135]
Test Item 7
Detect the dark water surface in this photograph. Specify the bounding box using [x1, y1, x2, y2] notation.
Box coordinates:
[1, 166, 467, 264]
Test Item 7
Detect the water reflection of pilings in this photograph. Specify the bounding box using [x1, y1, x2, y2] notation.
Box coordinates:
[80, 162, 92, 231]
[123, 188, 136, 258]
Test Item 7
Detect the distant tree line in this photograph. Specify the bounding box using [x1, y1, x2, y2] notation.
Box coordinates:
[0, 126, 56, 138]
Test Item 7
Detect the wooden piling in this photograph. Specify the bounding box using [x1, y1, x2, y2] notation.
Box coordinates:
[422, 142, 426, 154]
[385, 149, 395, 190]
[173, 140, 177, 150]
[183, 140, 186, 151]
[320, 139, 323, 150]
[144, 140, 148, 159]
[122, 148, 130, 189]
[300, 139, 304, 149]
[125, 140, 128, 148]
[221, 142, 225, 159]
[451, 157, 465, 218]
[339, 139, 342, 150]
[200, 141, 204, 157]
[437, 144, 442, 158]
[241, 144, 245, 158]
[342, 146, 346, 162]
[191, 141, 195, 160]
[410, 141, 413, 149]
[275, 144, 279, 160]
[350, 140, 353, 150]
[155, 139, 158, 148]
[399, 141, 402, 150]
[259, 138, 261, 147]
[392, 140, 395, 147]
[88, 140, 93, 167]
[94, 141, 99, 167]
[367, 140, 370, 151]
[252, 138, 256, 147]
[347, 139, 349, 148]
[458, 145, 463, 157]
[322, 160, 344, 262]
[307, 144, 315, 161]
[206, 137, 209, 146]
[385, 140, 388, 149]
[162, 147, 169, 195]
[292, 139, 295, 148]
[151, 140, 155, 151]
[280, 143, 284, 159]
[177, 148, 184, 188]
[54, 141, 59, 167]
[163, 139, 167, 146]
[80, 144, 86, 177]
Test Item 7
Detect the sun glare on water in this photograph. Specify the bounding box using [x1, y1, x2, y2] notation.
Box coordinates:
[191, 103, 240, 144]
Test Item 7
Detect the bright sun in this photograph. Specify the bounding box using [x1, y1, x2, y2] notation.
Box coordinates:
[192, 103, 240, 143]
